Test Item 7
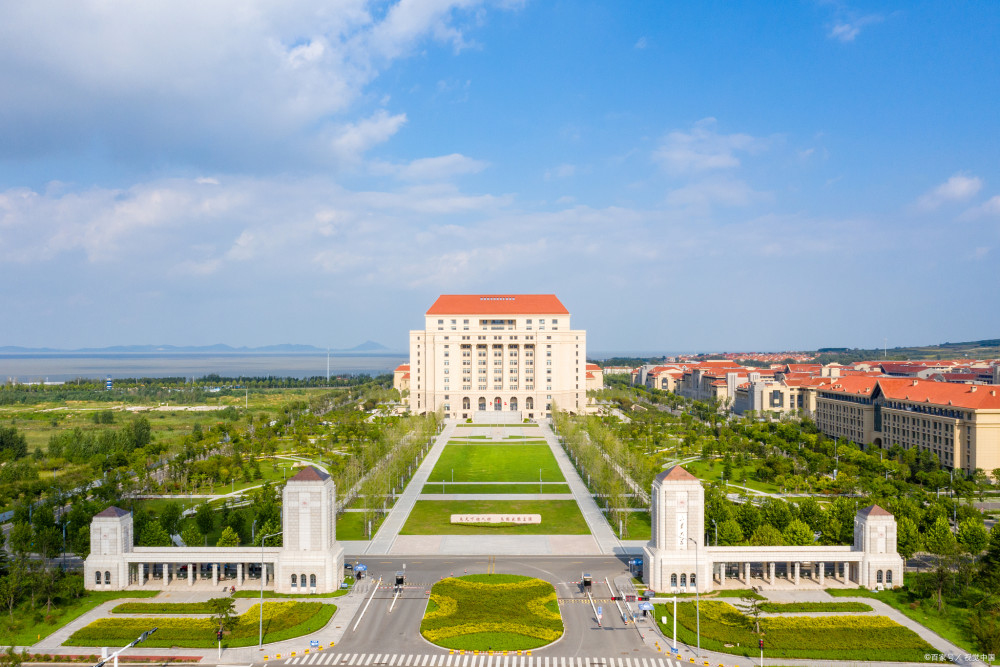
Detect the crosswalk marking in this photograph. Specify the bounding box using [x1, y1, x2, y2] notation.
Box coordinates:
[278, 653, 686, 667]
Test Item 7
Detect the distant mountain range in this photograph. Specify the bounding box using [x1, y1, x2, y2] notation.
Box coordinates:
[0, 341, 400, 355]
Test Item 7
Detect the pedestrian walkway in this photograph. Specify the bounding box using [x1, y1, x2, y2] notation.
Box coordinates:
[539, 420, 621, 555]
[278, 653, 689, 667]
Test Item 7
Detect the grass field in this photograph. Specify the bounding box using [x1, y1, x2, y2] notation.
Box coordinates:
[612, 510, 651, 540]
[400, 500, 590, 535]
[429, 445, 564, 483]
[420, 574, 562, 650]
[680, 458, 782, 495]
[0, 589, 160, 646]
[456, 423, 539, 427]
[653, 600, 935, 662]
[421, 483, 571, 495]
[337, 511, 387, 540]
[826, 584, 991, 660]
[758, 601, 873, 613]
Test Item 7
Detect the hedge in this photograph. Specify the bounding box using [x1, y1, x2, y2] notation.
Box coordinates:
[111, 601, 222, 614]
[66, 601, 336, 648]
[758, 601, 873, 613]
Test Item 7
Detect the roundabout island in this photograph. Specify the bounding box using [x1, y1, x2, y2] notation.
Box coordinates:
[420, 574, 564, 651]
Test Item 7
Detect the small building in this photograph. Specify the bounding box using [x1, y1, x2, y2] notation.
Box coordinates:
[84, 466, 345, 593]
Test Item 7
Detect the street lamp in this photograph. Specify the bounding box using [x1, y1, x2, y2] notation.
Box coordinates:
[259, 531, 282, 649]
[712, 519, 717, 546]
[687, 537, 701, 659]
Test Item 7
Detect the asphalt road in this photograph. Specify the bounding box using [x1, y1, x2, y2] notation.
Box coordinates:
[331, 555, 659, 659]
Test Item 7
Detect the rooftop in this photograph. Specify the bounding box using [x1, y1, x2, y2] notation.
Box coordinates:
[655, 465, 699, 483]
[288, 466, 331, 482]
[426, 294, 569, 316]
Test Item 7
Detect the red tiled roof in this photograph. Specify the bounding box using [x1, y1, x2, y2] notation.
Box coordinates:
[401, 373, 410, 380]
[289, 466, 331, 482]
[876, 378, 1000, 410]
[586, 363, 601, 371]
[656, 465, 699, 483]
[395, 364, 410, 372]
[819, 376, 880, 396]
[426, 294, 569, 315]
[586, 372, 595, 379]
[95, 506, 130, 518]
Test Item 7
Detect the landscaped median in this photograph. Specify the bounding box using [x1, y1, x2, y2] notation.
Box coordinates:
[401, 500, 589, 535]
[420, 575, 563, 650]
[66, 602, 335, 648]
[653, 600, 937, 662]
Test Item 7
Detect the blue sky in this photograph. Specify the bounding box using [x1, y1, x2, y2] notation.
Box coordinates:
[0, 1, 998, 354]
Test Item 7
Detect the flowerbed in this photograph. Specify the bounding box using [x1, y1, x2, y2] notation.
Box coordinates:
[420, 575, 563, 650]
[654, 600, 936, 662]
[66, 601, 335, 648]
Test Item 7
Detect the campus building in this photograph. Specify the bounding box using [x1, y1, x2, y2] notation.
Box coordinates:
[814, 377, 1000, 473]
[642, 466, 903, 593]
[84, 466, 345, 592]
[407, 294, 588, 420]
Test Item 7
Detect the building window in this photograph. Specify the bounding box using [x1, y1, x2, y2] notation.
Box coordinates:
[105, 571, 111, 584]
[291, 574, 298, 588]
[95, 571, 101, 585]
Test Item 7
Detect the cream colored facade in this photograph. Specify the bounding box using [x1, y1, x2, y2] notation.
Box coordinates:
[407, 295, 587, 419]
[643, 466, 903, 593]
[814, 377, 1000, 474]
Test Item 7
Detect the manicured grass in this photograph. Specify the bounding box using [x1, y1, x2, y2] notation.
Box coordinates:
[421, 574, 562, 650]
[421, 483, 571, 495]
[0, 590, 160, 646]
[429, 445, 564, 483]
[653, 600, 935, 662]
[401, 500, 590, 535]
[681, 458, 782, 495]
[759, 601, 873, 613]
[112, 600, 221, 614]
[613, 510, 651, 540]
[66, 601, 336, 648]
[826, 585, 989, 659]
[336, 511, 386, 540]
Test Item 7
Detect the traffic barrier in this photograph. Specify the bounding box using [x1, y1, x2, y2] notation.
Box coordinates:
[263, 657, 268, 662]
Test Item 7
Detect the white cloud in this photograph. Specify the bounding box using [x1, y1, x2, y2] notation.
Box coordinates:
[917, 173, 983, 210]
[827, 13, 883, 42]
[654, 118, 767, 175]
[394, 154, 488, 181]
[665, 178, 770, 210]
[0, 1, 513, 168]
[634, 36, 648, 49]
[960, 194, 1000, 220]
[544, 164, 577, 180]
[330, 110, 408, 163]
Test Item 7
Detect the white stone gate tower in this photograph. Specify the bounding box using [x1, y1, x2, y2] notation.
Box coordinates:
[643, 466, 711, 592]
[84, 507, 133, 589]
[275, 466, 345, 593]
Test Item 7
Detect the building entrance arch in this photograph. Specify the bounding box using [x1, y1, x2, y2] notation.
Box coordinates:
[478, 397, 486, 411]
[463, 397, 470, 410]
[494, 397, 502, 411]
[510, 397, 518, 411]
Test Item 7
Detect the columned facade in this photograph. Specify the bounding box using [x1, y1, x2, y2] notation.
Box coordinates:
[84, 466, 345, 593]
[643, 465, 904, 593]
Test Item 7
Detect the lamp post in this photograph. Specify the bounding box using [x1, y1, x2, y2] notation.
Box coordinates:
[259, 531, 282, 650]
[712, 519, 717, 547]
[687, 537, 701, 659]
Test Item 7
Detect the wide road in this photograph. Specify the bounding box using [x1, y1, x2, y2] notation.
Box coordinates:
[331, 555, 656, 659]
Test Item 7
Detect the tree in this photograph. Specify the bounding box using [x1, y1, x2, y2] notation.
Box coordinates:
[138, 521, 172, 547]
[181, 525, 203, 548]
[739, 589, 764, 634]
[195, 503, 215, 534]
[36, 568, 62, 613]
[0, 426, 28, 460]
[970, 608, 1000, 655]
[209, 596, 238, 638]
[0, 646, 28, 667]
[159, 503, 183, 536]
[925, 516, 958, 557]
[749, 524, 783, 546]
[896, 516, 922, 562]
[717, 519, 745, 546]
[6, 523, 32, 560]
[71, 525, 92, 561]
[216, 526, 240, 548]
[782, 519, 814, 546]
[958, 518, 989, 556]
[0, 561, 25, 619]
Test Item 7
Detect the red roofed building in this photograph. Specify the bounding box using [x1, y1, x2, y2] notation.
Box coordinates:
[408, 294, 587, 419]
[815, 376, 1000, 473]
[392, 364, 410, 394]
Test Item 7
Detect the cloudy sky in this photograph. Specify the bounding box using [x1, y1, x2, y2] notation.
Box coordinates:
[1, 1, 998, 354]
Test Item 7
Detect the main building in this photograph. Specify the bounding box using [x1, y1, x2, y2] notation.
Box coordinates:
[404, 294, 588, 420]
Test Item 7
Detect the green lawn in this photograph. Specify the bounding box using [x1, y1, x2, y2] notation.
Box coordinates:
[421, 575, 562, 650]
[401, 500, 590, 535]
[66, 601, 336, 648]
[612, 511, 651, 540]
[654, 600, 935, 662]
[680, 458, 782, 495]
[421, 483, 571, 494]
[337, 511, 386, 540]
[0, 589, 160, 646]
[456, 423, 539, 427]
[826, 585, 993, 661]
[429, 445, 564, 483]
